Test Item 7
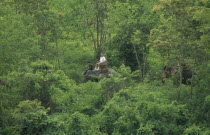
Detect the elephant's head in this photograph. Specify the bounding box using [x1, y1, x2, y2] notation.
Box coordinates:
[161, 66, 178, 83]
[83, 68, 115, 82]
[161, 65, 197, 85]
[83, 70, 100, 82]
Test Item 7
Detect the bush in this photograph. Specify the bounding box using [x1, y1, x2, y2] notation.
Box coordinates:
[12, 100, 49, 135]
[95, 84, 189, 135]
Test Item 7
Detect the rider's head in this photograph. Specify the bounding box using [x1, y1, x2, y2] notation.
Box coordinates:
[100, 53, 103, 57]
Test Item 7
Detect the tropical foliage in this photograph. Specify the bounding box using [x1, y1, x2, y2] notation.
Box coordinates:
[0, 0, 209, 134]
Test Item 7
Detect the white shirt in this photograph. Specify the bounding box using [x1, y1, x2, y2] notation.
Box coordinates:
[99, 56, 106, 64]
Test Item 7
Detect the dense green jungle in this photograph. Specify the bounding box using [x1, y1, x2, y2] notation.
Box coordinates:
[0, 0, 210, 134]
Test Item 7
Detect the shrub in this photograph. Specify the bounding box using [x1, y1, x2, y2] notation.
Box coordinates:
[12, 100, 49, 135]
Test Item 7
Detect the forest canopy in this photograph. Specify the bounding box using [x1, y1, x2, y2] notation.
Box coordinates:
[0, 0, 209, 134]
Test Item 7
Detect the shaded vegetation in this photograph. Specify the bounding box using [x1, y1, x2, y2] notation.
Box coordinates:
[0, 0, 209, 134]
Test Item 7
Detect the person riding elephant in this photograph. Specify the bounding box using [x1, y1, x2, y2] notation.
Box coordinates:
[95, 53, 108, 72]
[83, 62, 93, 75]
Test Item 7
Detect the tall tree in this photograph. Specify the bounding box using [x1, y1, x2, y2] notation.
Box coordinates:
[101, 0, 158, 76]
[150, 0, 209, 98]
[14, 0, 60, 61]
[0, 3, 39, 75]
[82, 0, 109, 57]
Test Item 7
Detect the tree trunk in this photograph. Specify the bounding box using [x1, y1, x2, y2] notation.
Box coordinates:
[132, 43, 141, 75]
[142, 46, 146, 79]
[55, 31, 60, 69]
[178, 63, 182, 100]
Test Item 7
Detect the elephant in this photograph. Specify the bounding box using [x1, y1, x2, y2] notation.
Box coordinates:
[161, 66, 178, 83]
[182, 68, 197, 84]
[161, 65, 197, 85]
[83, 68, 115, 82]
